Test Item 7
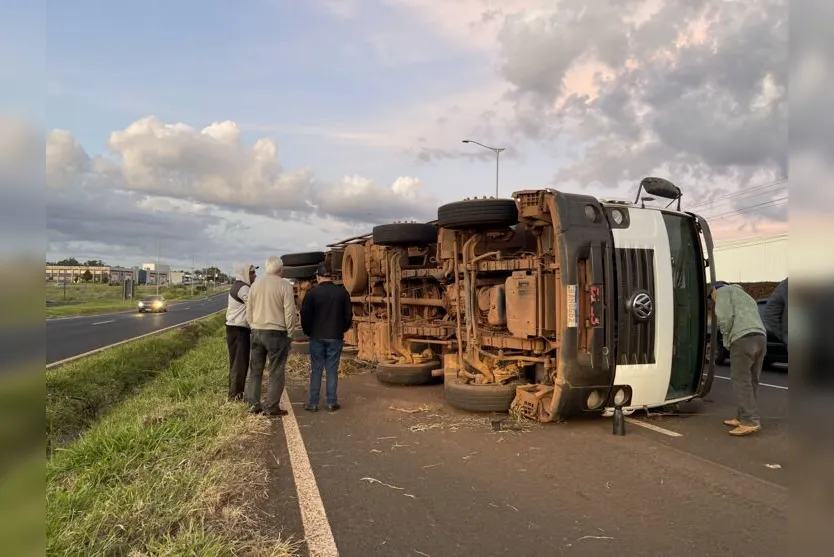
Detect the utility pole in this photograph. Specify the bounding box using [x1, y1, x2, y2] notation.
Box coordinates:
[190, 254, 195, 298]
[462, 139, 506, 198]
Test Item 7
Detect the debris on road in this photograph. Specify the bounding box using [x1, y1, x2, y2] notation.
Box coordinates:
[765, 463, 782, 469]
[361, 476, 405, 491]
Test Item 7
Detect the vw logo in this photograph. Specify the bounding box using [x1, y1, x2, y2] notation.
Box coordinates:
[629, 291, 654, 321]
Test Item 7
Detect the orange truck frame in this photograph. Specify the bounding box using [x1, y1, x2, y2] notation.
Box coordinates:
[278, 178, 718, 422]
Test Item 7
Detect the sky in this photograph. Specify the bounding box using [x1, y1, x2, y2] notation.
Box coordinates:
[3, 0, 788, 272]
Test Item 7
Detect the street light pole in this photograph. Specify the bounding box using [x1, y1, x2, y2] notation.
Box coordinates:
[462, 139, 506, 198]
[156, 237, 161, 295]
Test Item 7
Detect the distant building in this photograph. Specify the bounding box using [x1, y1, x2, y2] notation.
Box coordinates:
[711, 233, 788, 282]
[46, 264, 136, 284]
[141, 263, 170, 285]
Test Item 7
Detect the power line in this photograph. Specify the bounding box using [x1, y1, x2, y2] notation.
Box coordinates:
[687, 178, 787, 212]
[705, 197, 788, 222]
[713, 234, 788, 251]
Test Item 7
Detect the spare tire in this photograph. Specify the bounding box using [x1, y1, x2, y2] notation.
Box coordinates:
[372, 223, 437, 246]
[282, 252, 325, 266]
[330, 250, 345, 272]
[376, 361, 442, 386]
[437, 198, 519, 230]
[444, 379, 527, 412]
[282, 264, 319, 279]
[342, 244, 368, 295]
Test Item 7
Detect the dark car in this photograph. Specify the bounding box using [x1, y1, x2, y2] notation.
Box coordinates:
[708, 298, 787, 369]
[138, 295, 168, 313]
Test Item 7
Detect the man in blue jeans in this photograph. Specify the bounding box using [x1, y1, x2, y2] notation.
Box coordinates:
[300, 263, 354, 412]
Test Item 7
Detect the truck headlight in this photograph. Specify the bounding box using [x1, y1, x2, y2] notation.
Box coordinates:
[613, 388, 627, 406]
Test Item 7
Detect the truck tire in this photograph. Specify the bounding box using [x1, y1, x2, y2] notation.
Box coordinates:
[376, 361, 441, 386]
[436, 198, 518, 230]
[282, 264, 319, 279]
[342, 244, 368, 295]
[281, 251, 325, 266]
[291, 340, 310, 355]
[372, 223, 437, 246]
[330, 250, 344, 272]
[444, 379, 526, 412]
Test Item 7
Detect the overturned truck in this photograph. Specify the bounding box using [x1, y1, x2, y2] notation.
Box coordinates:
[281, 178, 718, 422]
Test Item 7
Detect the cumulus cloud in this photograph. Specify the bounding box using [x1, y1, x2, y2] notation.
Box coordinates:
[44, 116, 439, 267]
[312, 174, 437, 223]
[495, 0, 787, 190]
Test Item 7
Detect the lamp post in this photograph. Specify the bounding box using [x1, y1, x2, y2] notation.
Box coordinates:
[462, 139, 505, 198]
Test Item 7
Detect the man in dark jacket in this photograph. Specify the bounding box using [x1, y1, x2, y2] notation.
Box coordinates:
[301, 264, 353, 412]
[762, 278, 788, 347]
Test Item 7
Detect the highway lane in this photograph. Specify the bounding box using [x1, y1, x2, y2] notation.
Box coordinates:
[269, 365, 788, 557]
[45, 293, 228, 365]
[625, 363, 789, 485]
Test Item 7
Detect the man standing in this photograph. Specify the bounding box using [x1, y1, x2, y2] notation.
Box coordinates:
[711, 281, 768, 436]
[225, 263, 257, 401]
[762, 277, 788, 347]
[245, 256, 296, 416]
[301, 264, 353, 412]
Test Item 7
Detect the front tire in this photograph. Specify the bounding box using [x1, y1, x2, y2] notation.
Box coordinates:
[376, 361, 441, 386]
[444, 379, 526, 412]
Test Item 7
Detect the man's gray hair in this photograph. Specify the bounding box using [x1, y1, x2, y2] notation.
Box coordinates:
[264, 256, 283, 275]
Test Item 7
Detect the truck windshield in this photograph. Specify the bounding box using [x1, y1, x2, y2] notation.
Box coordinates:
[662, 212, 707, 400]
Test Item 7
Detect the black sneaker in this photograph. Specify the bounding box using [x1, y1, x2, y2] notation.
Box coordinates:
[325, 404, 341, 412]
[304, 404, 319, 412]
[263, 409, 289, 417]
[249, 405, 263, 414]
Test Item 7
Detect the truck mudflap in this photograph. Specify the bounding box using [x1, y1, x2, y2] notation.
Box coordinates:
[510, 191, 616, 422]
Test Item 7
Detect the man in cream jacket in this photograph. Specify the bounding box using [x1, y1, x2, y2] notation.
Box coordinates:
[226, 262, 257, 401]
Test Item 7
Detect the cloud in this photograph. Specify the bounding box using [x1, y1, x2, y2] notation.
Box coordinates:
[494, 0, 787, 189]
[415, 144, 521, 164]
[44, 116, 440, 268]
[48, 116, 435, 222]
[312, 175, 437, 223]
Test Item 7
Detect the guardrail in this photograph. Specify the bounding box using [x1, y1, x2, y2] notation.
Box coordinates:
[45, 309, 224, 369]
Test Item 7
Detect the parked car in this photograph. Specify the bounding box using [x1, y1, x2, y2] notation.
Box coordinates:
[708, 298, 787, 369]
[138, 295, 168, 313]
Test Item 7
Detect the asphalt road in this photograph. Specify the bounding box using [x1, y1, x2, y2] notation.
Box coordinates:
[265, 362, 788, 557]
[45, 293, 228, 365]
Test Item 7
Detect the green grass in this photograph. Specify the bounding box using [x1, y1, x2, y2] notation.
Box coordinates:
[47, 318, 298, 556]
[0, 367, 44, 557]
[46, 312, 225, 455]
[45, 283, 230, 318]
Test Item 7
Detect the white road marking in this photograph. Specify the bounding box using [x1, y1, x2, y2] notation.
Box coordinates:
[184, 306, 191, 310]
[715, 375, 788, 391]
[91, 319, 115, 326]
[45, 309, 224, 369]
[280, 390, 339, 557]
[625, 418, 683, 437]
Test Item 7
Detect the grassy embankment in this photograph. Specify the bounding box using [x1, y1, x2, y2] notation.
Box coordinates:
[47, 312, 298, 555]
[45, 282, 230, 319]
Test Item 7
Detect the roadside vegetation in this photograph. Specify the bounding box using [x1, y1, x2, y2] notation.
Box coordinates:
[46, 313, 224, 455]
[47, 314, 298, 556]
[45, 282, 230, 318]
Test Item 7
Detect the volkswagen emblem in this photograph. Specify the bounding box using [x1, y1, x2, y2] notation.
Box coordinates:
[628, 291, 654, 321]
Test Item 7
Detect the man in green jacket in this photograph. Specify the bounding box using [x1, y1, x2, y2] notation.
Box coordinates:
[711, 281, 767, 436]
